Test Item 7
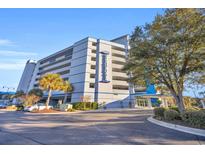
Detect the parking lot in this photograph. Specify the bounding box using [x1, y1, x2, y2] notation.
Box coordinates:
[0, 109, 205, 145]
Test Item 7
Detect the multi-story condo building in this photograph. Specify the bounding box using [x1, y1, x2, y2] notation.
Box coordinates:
[17, 35, 135, 107]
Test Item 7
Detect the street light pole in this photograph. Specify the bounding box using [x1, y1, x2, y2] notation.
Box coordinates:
[2, 86, 16, 93]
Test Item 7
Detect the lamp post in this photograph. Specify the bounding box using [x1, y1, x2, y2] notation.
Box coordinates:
[2, 86, 16, 93]
[2, 86, 16, 104]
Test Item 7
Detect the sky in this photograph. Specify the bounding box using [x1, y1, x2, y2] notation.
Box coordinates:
[0, 8, 203, 97]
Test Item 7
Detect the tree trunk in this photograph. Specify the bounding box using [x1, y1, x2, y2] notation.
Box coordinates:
[175, 93, 185, 113]
[63, 92, 68, 104]
[46, 89, 52, 109]
[170, 89, 185, 113]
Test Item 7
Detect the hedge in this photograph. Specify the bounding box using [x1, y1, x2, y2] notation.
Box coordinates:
[73, 102, 98, 110]
[164, 109, 180, 121]
[169, 106, 179, 112]
[153, 107, 205, 128]
[181, 110, 205, 128]
[153, 107, 166, 118]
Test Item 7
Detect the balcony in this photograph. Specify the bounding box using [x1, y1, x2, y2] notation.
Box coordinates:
[112, 72, 128, 78]
[112, 63, 124, 69]
[112, 80, 128, 86]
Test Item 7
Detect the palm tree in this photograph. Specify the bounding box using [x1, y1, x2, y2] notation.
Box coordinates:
[13, 90, 25, 104]
[39, 73, 65, 109]
[62, 80, 73, 104]
[28, 88, 43, 98]
[14, 90, 25, 98]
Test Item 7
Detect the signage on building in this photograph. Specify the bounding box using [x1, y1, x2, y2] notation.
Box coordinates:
[100, 51, 110, 83]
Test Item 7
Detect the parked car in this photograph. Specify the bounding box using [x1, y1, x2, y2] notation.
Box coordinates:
[24, 103, 53, 112]
[0, 103, 7, 109]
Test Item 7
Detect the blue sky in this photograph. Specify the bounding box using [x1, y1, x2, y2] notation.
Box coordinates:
[0, 8, 202, 97]
[0, 9, 164, 90]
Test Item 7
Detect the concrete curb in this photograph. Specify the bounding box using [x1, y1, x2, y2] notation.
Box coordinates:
[147, 116, 205, 137]
[24, 108, 153, 115]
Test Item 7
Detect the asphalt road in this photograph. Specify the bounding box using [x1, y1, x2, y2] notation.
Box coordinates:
[0, 109, 205, 145]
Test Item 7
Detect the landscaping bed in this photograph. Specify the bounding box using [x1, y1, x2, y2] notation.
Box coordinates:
[153, 107, 205, 130]
[31, 109, 61, 113]
[72, 102, 98, 110]
[154, 116, 205, 130]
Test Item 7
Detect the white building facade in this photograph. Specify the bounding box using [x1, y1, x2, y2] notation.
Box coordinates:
[17, 35, 134, 107]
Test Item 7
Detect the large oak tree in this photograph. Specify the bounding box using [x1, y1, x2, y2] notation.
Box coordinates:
[124, 9, 205, 113]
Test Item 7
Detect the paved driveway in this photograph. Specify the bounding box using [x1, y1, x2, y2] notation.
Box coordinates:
[0, 109, 205, 145]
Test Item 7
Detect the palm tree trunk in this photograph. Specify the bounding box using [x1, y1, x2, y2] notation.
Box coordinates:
[63, 92, 68, 104]
[46, 89, 52, 109]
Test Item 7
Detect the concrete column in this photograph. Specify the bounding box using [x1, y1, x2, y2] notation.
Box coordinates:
[148, 99, 152, 108]
[161, 98, 168, 108]
[134, 97, 138, 108]
[201, 100, 205, 109]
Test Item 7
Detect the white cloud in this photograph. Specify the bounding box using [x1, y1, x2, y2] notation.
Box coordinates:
[0, 63, 25, 70]
[0, 50, 37, 57]
[0, 59, 27, 70]
[0, 50, 37, 70]
[0, 39, 13, 46]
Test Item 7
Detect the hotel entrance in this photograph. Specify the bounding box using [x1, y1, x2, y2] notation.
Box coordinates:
[134, 94, 175, 109]
[135, 96, 152, 108]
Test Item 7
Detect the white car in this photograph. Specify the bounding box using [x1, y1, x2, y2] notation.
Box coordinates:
[24, 104, 53, 112]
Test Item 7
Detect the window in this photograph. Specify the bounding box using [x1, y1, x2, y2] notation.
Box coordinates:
[39, 56, 72, 69]
[89, 83, 95, 88]
[40, 48, 73, 65]
[34, 84, 39, 87]
[91, 50, 96, 54]
[112, 60, 126, 65]
[39, 62, 71, 75]
[91, 57, 96, 61]
[49, 58, 56, 63]
[65, 50, 73, 57]
[58, 70, 70, 75]
[112, 68, 123, 72]
[112, 76, 128, 81]
[111, 46, 125, 52]
[91, 65, 96, 69]
[112, 53, 126, 58]
[63, 77, 69, 81]
[113, 85, 129, 90]
[92, 42, 97, 46]
[90, 74, 95, 78]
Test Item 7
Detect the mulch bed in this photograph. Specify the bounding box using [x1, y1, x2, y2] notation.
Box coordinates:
[31, 109, 61, 113]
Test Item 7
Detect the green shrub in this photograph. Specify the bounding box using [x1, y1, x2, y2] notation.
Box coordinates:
[67, 108, 75, 112]
[154, 107, 166, 118]
[201, 109, 205, 113]
[164, 109, 180, 121]
[73, 102, 84, 110]
[16, 105, 24, 111]
[169, 106, 179, 112]
[181, 110, 205, 128]
[73, 102, 98, 110]
[91, 102, 98, 109]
